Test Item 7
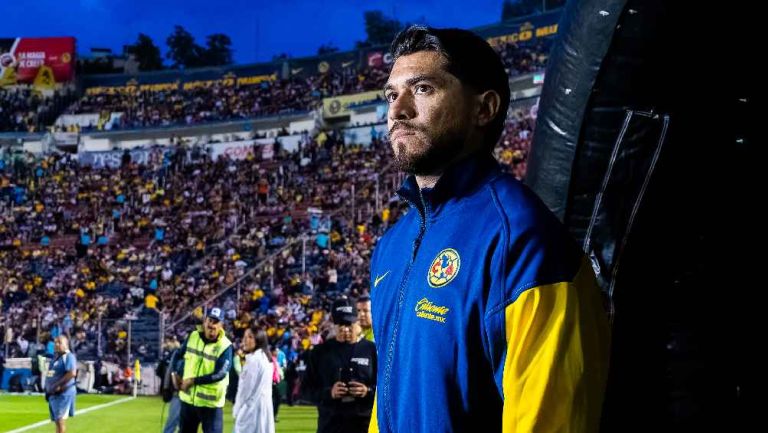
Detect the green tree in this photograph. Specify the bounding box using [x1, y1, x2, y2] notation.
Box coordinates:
[131, 33, 163, 71]
[202, 33, 233, 66]
[166, 25, 204, 68]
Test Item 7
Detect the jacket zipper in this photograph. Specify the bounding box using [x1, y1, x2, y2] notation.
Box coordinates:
[382, 188, 428, 431]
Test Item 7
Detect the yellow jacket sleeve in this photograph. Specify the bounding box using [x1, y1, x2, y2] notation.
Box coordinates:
[501, 260, 610, 432]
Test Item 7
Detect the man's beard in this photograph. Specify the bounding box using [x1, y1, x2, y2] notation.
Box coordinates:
[392, 126, 467, 175]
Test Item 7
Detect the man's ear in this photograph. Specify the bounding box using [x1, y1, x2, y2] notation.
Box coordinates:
[475, 90, 502, 127]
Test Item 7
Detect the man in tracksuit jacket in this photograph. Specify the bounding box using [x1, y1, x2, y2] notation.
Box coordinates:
[369, 26, 610, 433]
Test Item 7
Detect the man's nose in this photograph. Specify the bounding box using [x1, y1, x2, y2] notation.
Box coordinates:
[388, 91, 416, 122]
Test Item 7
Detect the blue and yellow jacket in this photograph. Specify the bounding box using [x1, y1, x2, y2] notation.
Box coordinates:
[369, 154, 610, 433]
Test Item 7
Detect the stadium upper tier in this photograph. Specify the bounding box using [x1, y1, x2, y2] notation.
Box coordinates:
[1, 11, 557, 134]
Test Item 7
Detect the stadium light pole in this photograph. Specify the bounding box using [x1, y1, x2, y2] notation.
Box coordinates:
[3, 311, 8, 360]
[97, 315, 102, 358]
[158, 313, 164, 361]
[127, 319, 132, 365]
[36, 312, 42, 346]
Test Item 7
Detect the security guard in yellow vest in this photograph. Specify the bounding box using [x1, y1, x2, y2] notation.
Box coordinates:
[173, 307, 233, 433]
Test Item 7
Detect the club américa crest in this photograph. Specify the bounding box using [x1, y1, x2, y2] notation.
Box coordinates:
[427, 248, 460, 288]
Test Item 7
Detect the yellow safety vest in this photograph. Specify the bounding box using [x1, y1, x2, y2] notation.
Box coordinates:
[179, 328, 231, 408]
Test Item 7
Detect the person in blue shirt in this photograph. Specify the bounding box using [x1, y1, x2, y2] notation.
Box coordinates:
[79, 231, 91, 246]
[161, 347, 183, 433]
[369, 26, 610, 433]
[155, 227, 165, 242]
[316, 233, 329, 249]
[46, 336, 77, 433]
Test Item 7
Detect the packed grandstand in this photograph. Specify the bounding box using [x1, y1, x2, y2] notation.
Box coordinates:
[1, 11, 553, 393]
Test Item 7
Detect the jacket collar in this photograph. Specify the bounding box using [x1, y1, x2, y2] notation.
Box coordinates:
[396, 152, 501, 218]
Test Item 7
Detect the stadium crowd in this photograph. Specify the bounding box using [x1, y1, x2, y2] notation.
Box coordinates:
[1, 40, 548, 134]
[65, 41, 546, 131]
[1, 106, 535, 365]
[0, 86, 76, 133]
[0, 130, 401, 366]
[1, 38, 539, 399]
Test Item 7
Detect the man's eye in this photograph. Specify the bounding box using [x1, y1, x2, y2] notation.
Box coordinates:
[415, 85, 432, 94]
[385, 93, 397, 103]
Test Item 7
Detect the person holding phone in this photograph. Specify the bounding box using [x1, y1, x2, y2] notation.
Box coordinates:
[302, 298, 376, 433]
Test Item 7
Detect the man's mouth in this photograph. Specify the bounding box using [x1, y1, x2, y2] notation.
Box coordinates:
[390, 130, 416, 142]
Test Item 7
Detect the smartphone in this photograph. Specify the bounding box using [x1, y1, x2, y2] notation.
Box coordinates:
[339, 366, 353, 384]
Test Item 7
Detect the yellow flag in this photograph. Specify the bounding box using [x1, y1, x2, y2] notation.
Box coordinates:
[134, 359, 141, 382]
[0, 66, 17, 86]
[33, 65, 56, 90]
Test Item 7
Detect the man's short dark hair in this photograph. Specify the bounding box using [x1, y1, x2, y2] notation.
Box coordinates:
[356, 296, 371, 304]
[390, 25, 511, 150]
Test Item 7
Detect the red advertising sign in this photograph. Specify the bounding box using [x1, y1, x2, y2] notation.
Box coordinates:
[366, 51, 393, 69]
[1, 37, 76, 86]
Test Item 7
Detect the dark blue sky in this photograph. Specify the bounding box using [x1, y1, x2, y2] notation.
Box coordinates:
[0, 0, 506, 64]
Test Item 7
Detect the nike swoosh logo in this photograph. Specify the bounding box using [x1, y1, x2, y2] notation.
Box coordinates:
[374, 271, 391, 288]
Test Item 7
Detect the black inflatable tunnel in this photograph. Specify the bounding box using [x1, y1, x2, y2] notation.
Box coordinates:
[526, 0, 757, 431]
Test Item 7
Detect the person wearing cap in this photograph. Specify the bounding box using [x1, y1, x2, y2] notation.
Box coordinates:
[174, 307, 233, 433]
[302, 298, 377, 433]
